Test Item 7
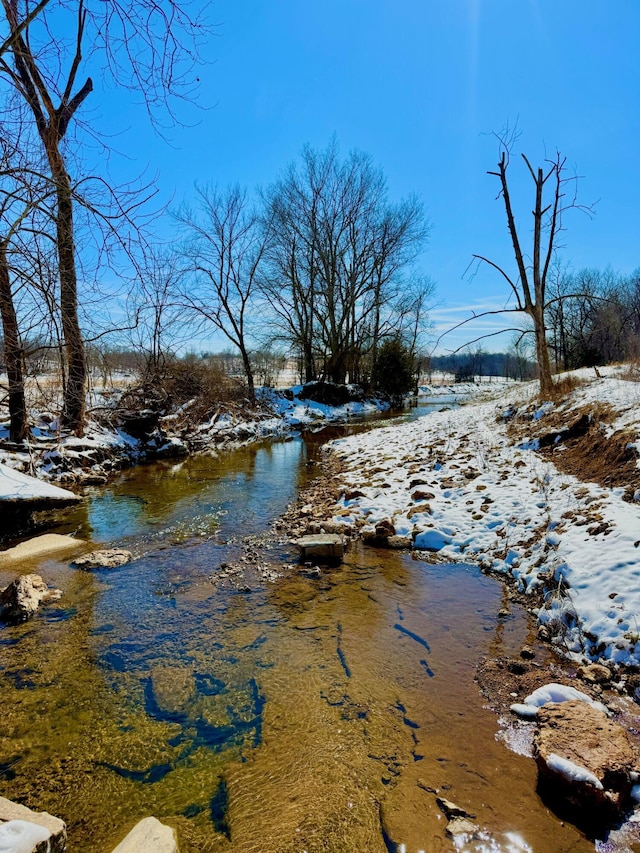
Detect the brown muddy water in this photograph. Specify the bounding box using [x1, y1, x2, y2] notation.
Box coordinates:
[0, 408, 634, 852]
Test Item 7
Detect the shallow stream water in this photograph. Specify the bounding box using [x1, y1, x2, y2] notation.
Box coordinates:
[0, 401, 629, 852]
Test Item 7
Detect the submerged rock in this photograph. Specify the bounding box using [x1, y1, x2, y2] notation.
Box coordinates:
[533, 699, 640, 831]
[436, 797, 475, 820]
[0, 797, 66, 853]
[445, 817, 481, 839]
[0, 534, 83, 565]
[110, 816, 178, 853]
[72, 549, 133, 570]
[0, 574, 62, 622]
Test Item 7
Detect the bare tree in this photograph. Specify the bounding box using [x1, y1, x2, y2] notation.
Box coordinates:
[0, 0, 50, 57]
[175, 185, 270, 402]
[0, 0, 209, 433]
[0, 0, 94, 431]
[128, 250, 185, 380]
[261, 142, 428, 385]
[463, 132, 593, 396]
[0, 121, 56, 442]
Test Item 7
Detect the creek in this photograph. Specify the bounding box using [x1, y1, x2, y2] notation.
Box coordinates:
[0, 400, 605, 851]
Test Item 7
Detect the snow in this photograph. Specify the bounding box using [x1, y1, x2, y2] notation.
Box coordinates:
[258, 386, 390, 429]
[328, 367, 640, 666]
[546, 753, 603, 790]
[0, 462, 78, 502]
[524, 682, 607, 713]
[510, 681, 609, 718]
[509, 703, 540, 720]
[0, 820, 51, 853]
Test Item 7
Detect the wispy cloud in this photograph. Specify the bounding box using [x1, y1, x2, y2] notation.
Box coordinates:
[428, 298, 531, 354]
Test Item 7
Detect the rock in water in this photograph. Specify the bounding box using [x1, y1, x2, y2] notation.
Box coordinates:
[0, 575, 62, 623]
[72, 549, 133, 570]
[110, 817, 178, 853]
[296, 534, 344, 562]
[533, 699, 640, 831]
[0, 797, 66, 853]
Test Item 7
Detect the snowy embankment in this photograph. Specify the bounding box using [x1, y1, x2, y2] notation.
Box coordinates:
[328, 367, 640, 667]
[0, 384, 398, 487]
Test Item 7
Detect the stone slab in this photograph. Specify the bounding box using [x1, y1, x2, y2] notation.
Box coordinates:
[0, 535, 85, 565]
[0, 798, 66, 853]
[534, 699, 640, 828]
[110, 817, 178, 853]
[296, 534, 344, 562]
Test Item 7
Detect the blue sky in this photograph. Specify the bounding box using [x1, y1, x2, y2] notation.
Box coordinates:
[92, 0, 640, 354]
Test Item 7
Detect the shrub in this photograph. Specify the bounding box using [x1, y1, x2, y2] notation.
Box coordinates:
[372, 339, 414, 398]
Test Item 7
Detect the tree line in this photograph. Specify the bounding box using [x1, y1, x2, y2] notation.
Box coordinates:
[1, 8, 637, 449]
[546, 266, 640, 370]
[168, 141, 432, 400]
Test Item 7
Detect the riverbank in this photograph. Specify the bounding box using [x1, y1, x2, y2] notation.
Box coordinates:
[0, 380, 498, 488]
[0, 380, 493, 544]
[0, 383, 396, 490]
[314, 365, 640, 670]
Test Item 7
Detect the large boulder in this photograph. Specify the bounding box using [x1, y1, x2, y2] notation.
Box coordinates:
[110, 817, 178, 853]
[0, 574, 62, 623]
[533, 699, 640, 831]
[0, 797, 66, 853]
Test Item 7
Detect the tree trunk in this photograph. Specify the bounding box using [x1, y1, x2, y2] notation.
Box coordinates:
[327, 353, 347, 385]
[533, 306, 553, 397]
[239, 345, 255, 402]
[0, 245, 28, 443]
[50, 152, 86, 434]
[303, 340, 315, 383]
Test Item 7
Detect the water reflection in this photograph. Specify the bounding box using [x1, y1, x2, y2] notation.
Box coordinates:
[56, 439, 307, 547]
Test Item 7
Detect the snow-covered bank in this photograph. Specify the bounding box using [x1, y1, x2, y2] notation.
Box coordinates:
[328, 367, 640, 667]
[0, 384, 400, 488]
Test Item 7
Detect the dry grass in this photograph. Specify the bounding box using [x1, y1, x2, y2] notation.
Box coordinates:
[544, 373, 589, 402]
[620, 361, 640, 383]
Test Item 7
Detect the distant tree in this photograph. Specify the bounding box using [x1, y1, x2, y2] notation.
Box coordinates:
[175, 185, 270, 402]
[252, 347, 285, 388]
[545, 266, 640, 370]
[261, 142, 428, 385]
[128, 250, 185, 381]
